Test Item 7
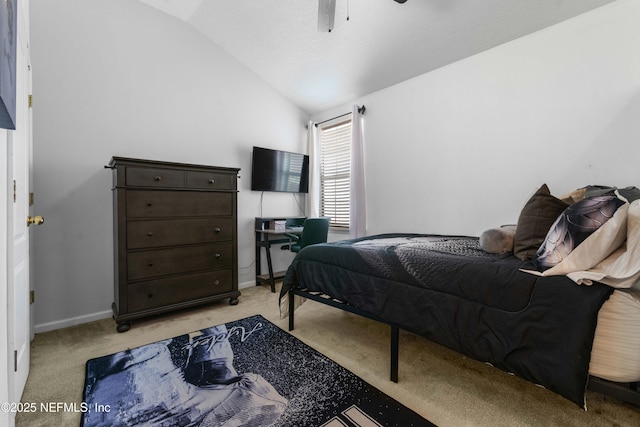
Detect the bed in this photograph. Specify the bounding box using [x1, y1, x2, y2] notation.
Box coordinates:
[279, 185, 640, 409]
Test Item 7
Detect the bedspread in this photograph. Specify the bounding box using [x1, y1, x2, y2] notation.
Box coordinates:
[280, 234, 613, 408]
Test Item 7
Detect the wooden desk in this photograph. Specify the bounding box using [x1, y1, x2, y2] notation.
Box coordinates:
[255, 217, 305, 292]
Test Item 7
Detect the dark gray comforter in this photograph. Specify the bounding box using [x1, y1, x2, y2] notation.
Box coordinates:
[281, 234, 613, 408]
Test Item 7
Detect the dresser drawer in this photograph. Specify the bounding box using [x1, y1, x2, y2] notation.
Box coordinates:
[127, 243, 233, 280]
[127, 270, 233, 312]
[187, 171, 237, 191]
[125, 167, 184, 188]
[127, 218, 234, 249]
[126, 190, 233, 218]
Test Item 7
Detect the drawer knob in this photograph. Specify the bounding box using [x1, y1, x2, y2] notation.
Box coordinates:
[147, 231, 153, 237]
[146, 202, 153, 207]
[215, 253, 221, 259]
[214, 280, 220, 286]
[147, 261, 154, 267]
[208, 179, 215, 184]
[154, 176, 162, 181]
[214, 227, 222, 233]
[148, 293, 154, 298]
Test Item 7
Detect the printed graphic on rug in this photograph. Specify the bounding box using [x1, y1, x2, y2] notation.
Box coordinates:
[81, 314, 433, 427]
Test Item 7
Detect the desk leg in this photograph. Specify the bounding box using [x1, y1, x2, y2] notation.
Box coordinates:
[255, 232, 261, 286]
[264, 234, 276, 293]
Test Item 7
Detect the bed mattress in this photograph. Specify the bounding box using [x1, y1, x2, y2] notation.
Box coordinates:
[590, 288, 640, 382]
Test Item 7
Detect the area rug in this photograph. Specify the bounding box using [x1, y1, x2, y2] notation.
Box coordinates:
[81, 314, 434, 427]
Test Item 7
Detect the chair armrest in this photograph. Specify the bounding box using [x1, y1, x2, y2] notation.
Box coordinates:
[284, 233, 300, 241]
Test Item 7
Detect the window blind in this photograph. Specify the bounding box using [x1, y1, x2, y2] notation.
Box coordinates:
[319, 120, 351, 229]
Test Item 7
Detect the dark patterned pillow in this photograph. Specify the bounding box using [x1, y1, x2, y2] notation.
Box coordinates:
[533, 195, 626, 271]
[513, 184, 569, 261]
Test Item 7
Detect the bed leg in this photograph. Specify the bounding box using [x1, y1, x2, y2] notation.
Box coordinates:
[390, 325, 399, 383]
[288, 289, 295, 331]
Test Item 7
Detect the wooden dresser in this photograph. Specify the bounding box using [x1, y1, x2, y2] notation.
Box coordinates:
[109, 157, 240, 332]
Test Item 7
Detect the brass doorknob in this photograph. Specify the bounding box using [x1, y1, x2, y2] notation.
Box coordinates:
[27, 215, 44, 226]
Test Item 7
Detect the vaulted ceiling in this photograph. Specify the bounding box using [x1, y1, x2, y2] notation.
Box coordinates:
[138, 0, 617, 115]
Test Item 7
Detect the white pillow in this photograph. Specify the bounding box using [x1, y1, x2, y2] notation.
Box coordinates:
[566, 199, 640, 288]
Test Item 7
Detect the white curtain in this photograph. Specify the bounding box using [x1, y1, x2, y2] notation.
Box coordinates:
[350, 105, 366, 238]
[306, 120, 320, 218]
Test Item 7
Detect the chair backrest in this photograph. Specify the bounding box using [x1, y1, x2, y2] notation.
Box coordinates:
[299, 217, 330, 249]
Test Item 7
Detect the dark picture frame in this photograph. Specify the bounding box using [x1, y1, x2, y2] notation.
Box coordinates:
[0, 0, 17, 130]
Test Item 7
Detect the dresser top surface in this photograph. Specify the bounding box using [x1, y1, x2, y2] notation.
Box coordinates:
[109, 156, 240, 173]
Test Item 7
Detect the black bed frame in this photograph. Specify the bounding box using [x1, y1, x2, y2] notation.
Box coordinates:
[288, 288, 400, 382]
[287, 287, 640, 407]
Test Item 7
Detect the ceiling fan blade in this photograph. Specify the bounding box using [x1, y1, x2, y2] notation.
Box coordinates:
[318, 0, 336, 32]
[318, 0, 405, 33]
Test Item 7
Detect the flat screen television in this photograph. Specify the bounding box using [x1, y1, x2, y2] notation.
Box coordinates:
[251, 146, 309, 193]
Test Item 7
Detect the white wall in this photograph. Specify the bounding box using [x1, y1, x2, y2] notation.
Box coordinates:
[31, 0, 640, 331]
[30, 0, 309, 331]
[315, 0, 640, 238]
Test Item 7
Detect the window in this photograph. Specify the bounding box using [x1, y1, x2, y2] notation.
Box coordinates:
[318, 119, 351, 229]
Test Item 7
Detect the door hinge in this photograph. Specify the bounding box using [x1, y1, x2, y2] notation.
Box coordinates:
[30, 290, 35, 304]
[30, 192, 35, 206]
[14, 350, 17, 372]
[13, 180, 16, 202]
[28, 94, 33, 108]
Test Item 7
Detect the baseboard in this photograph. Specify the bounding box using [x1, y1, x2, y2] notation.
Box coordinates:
[34, 310, 113, 334]
[239, 279, 282, 292]
[238, 280, 256, 290]
[35, 282, 265, 333]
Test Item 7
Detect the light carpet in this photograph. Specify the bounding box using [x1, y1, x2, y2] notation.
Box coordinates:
[17, 284, 640, 426]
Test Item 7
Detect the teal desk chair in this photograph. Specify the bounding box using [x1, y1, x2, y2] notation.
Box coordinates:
[282, 217, 330, 253]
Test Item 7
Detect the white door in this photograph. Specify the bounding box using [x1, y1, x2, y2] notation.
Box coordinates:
[6, 0, 34, 417]
[0, 134, 11, 427]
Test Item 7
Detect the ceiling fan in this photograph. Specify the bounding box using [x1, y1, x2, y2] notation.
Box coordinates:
[318, 0, 407, 32]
